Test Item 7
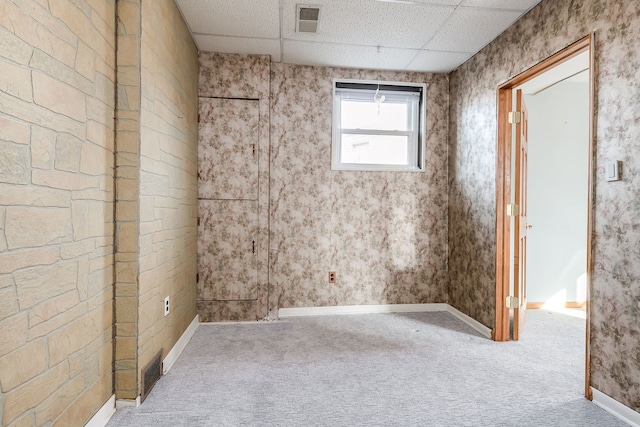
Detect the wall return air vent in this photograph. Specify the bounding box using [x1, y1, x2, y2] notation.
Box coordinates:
[141, 350, 162, 403]
[296, 4, 321, 33]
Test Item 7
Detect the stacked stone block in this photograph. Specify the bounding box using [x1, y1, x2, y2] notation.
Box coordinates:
[0, 0, 199, 423]
[137, 0, 198, 377]
[0, 0, 116, 425]
[114, 0, 141, 401]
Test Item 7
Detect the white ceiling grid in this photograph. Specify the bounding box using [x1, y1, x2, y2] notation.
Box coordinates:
[176, 0, 542, 73]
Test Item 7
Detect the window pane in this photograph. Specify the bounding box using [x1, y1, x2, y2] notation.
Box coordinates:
[341, 100, 409, 131]
[340, 134, 408, 165]
[332, 81, 425, 171]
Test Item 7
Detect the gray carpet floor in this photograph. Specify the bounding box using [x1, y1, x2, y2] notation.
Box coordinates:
[107, 310, 628, 426]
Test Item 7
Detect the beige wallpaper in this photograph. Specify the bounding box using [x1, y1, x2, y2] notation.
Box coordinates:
[449, 0, 640, 411]
[270, 64, 449, 311]
[197, 54, 450, 318]
[197, 53, 271, 321]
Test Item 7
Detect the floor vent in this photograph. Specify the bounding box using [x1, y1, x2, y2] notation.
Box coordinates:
[141, 350, 162, 403]
[296, 5, 321, 33]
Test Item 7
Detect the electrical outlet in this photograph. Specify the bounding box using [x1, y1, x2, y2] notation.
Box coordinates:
[328, 271, 336, 283]
[164, 296, 170, 316]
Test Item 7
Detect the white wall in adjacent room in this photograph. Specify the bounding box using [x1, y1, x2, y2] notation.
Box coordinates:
[525, 78, 589, 305]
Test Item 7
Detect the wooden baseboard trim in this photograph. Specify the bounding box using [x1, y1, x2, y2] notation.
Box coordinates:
[527, 301, 586, 309]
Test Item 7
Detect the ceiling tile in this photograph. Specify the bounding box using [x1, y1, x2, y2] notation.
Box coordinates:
[175, 0, 280, 38]
[194, 35, 282, 62]
[283, 40, 418, 71]
[425, 7, 522, 52]
[281, 0, 455, 49]
[176, 0, 542, 74]
[406, 50, 474, 72]
[461, 0, 541, 10]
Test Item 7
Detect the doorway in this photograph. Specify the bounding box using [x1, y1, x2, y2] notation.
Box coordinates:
[494, 34, 595, 398]
[518, 58, 590, 311]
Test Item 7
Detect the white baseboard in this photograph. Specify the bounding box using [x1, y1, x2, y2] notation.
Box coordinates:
[115, 396, 140, 409]
[446, 305, 492, 338]
[163, 315, 199, 374]
[85, 394, 115, 427]
[112, 316, 199, 413]
[592, 387, 640, 426]
[278, 303, 449, 318]
[199, 320, 275, 325]
[278, 303, 492, 338]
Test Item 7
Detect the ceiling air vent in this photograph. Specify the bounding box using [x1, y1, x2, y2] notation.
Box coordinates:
[296, 5, 321, 33]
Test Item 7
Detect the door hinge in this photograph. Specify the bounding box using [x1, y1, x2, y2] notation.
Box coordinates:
[197, 217, 200, 226]
[508, 111, 522, 124]
[506, 296, 519, 308]
[196, 273, 200, 283]
[506, 203, 520, 216]
[252, 144, 255, 156]
[198, 113, 201, 123]
[252, 240, 255, 254]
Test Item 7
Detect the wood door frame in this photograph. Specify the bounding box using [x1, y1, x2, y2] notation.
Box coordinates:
[494, 34, 596, 398]
[512, 89, 529, 341]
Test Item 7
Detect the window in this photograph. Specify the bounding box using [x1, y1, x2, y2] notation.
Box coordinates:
[332, 80, 426, 171]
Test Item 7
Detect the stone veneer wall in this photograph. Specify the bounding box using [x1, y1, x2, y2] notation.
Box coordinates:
[114, 0, 141, 400]
[448, 0, 640, 411]
[114, 0, 198, 400]
[137, 0, 198, 380]
[0, 0, 198, 421]
[0, 0, 116, 425]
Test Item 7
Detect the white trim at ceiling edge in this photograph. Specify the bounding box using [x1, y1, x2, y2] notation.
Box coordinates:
[163, 315, 199, 374]
[591, 388, 640, 427]
[278, 303, 492, 338]
[85, 394, 115, 427]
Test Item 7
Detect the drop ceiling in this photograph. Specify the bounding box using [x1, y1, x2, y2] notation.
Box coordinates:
[175, 0, 542, 73]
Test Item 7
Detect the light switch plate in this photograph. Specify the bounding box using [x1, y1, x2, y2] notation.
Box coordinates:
[606, 161, 620, 182]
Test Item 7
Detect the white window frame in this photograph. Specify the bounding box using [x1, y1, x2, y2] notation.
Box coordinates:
[331, 79, 427, 172]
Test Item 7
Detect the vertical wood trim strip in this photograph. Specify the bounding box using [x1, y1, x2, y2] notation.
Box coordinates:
[585, 31, 596, 401]
[495, 87, 512, 342]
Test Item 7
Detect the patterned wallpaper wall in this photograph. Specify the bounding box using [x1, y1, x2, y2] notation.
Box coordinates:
[198, 53, 450, 317]
[198, 53, 271, 321]
[449, 0, 640, 410]
[270, 65, 449, 311]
